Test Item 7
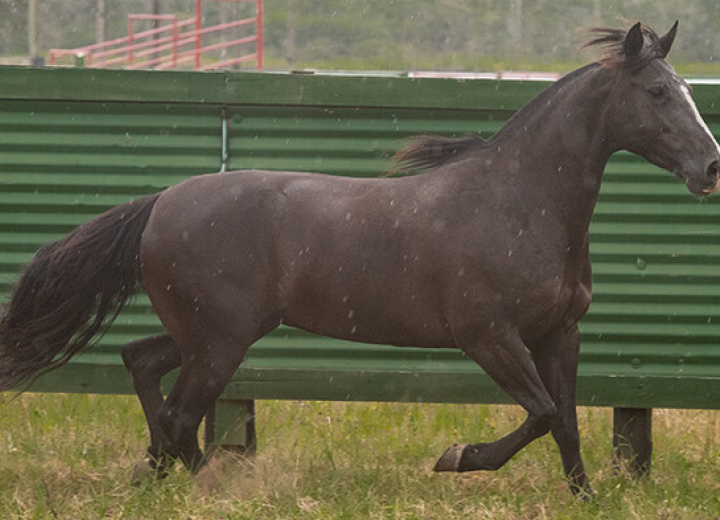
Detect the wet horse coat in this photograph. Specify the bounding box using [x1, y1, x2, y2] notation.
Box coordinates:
[2, 22, 719, 497]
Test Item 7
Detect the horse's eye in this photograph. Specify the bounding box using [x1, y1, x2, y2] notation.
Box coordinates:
[648, 85, 666, 99]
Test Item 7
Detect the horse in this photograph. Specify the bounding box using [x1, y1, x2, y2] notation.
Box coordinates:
[1, 21, 719, 498]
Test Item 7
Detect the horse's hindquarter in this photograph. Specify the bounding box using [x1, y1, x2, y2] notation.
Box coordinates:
[139, 171, 297, 340]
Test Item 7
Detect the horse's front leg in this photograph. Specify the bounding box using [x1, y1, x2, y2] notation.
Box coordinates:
[121, 334, 182, 481]
[530, 324, 594, 499]
[434, 325, 557, 474]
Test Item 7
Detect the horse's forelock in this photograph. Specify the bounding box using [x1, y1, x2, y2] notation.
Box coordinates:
[583, 24, 662, 73]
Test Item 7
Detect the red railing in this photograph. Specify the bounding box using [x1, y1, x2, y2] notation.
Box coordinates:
[49, 0, 263, 71]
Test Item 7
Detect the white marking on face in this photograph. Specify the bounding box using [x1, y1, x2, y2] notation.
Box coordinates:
[679, 83, 720, 155]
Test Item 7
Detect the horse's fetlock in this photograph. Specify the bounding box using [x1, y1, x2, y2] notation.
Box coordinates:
[157, 407, 181, 446]
[458, 443, 504, 472]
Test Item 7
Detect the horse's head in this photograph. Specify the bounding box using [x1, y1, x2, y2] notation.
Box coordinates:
[596, 22, 720, 195]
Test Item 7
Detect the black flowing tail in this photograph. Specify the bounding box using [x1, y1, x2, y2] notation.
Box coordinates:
[0, 193, 161, 393]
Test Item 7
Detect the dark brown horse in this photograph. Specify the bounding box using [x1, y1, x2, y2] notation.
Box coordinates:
[1, 22, 719, 497]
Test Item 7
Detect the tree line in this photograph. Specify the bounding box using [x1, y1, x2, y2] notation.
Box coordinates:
[1, 0, 718, 71]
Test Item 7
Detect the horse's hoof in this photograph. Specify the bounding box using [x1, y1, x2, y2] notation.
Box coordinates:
[433, 443, 468, 472]
[130, 459, 157, 485]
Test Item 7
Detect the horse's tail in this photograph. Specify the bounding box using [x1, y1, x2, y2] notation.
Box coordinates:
[0, 193, 161, 393]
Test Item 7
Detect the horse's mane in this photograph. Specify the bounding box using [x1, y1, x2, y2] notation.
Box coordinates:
[388, 22, 672, 177]
[388, 134, 485, 175]
[582, 23, 665, 73]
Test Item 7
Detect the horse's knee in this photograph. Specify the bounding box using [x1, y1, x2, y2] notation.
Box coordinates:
[531, 402, 558, 437]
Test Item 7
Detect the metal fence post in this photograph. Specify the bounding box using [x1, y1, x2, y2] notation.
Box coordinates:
[205, 399, 257, 455]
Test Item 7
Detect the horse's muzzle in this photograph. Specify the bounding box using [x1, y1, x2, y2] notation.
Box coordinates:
[682, 159, 720, 195]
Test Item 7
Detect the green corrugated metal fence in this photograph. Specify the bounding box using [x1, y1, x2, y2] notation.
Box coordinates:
[0, 66, 719, 412]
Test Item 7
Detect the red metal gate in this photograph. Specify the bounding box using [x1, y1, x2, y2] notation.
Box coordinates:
[49, 0, 263, 71]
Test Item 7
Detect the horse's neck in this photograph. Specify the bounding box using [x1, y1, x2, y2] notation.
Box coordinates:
[487, 65, 617, 230]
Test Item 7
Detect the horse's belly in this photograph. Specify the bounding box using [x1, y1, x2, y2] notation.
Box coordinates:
[283, 289, 456, 349]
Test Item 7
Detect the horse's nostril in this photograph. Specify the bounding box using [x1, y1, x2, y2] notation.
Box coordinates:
[706, 160, 720, 181]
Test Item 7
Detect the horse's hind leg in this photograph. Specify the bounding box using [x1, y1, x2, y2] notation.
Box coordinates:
[435, 326, 557, 474]
[121, 334, 181, 477]
[530, 325, 593, 498]
[156, 327, 259, 473]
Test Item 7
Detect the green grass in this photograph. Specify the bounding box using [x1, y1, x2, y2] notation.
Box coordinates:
[1, 394, 718, 519]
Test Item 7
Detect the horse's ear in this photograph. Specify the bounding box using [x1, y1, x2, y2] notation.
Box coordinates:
[658, 20, 679, 58]
[624, 22, 644, 59]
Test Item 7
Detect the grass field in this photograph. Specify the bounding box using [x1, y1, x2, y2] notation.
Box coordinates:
[0, 393, 718, 519]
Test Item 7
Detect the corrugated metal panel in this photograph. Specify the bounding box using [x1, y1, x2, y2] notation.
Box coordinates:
[1, 67, 719, 408]
[227, 105, 504, 175]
